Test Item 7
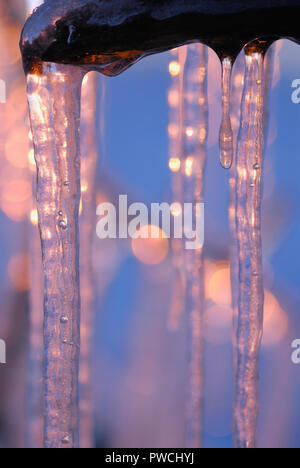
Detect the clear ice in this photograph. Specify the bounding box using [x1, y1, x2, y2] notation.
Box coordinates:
[27, 62, 84, 448]
[219, 57, 234, 169]
[234, 51, 265, 449]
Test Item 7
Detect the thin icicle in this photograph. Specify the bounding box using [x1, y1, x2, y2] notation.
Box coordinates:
[234, 51, 265, 449]
[219, 57, 234, 169]
[182, 44, 208, 449]
[79, 72, 101, 448]
[229, 54, 245, 348]
[27, 63, 84, 448]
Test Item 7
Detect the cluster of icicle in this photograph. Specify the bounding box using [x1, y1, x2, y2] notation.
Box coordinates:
[167, 45, 273, 448]
[25, 37, 273, 447]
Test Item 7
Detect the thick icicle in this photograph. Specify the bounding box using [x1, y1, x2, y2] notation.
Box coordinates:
[219, 57, 234, 169]
[79, 72, 101, 448]
[27, 63, 84, 448]
[234, 51, 265, 449]
[182, 44, 208, 448]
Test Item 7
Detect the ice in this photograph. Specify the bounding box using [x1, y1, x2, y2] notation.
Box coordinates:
[234, 51, 265, 449]
[27, 63, 84, 448]
[219, 57, 234, 169]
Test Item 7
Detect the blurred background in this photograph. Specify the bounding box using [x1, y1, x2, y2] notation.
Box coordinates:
[0, 0, 300, 449]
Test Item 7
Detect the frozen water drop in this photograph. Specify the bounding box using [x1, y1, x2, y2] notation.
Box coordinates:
[60, 315, 69, 324]
[219, 57, 234, 169]
[59, 220, 68, 230]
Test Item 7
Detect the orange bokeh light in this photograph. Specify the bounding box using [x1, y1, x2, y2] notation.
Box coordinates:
[262, 291, 288, 347]
[132, 225, 169, 266]
[1, 179, 32, 222]
[206, 261, 232, 306]
[5, 127, 29, 168]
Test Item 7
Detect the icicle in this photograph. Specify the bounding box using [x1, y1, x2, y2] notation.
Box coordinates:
[229, 54, 245, 349]
[234, 51, 265, 449]
[219, 57, 234, 169]
[79, 72, 101, 448]
[182, 44, 208, 449]
[27, 63, 85, 448]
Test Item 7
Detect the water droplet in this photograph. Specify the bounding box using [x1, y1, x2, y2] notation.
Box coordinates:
[58, 210, 63, 217]
[219, 57, 233, 169]
[63, 181, 70, 187]
[60, 315, 69, 324]
[253, 163, 260, 170]
[61, 435, 71, 445]
[59, 220, 68, 230]
[256, 80, 261, 85]
[62, 338, 68, 344]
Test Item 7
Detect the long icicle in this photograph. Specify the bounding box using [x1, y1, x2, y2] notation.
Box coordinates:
[229, 54, 245, 361]
[27, 63, 84, 448]
[183, 44, 208, 449]
[220, 57, 234, 169]
[234, 51, 265, 449]
[79, 72, 101, 448]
